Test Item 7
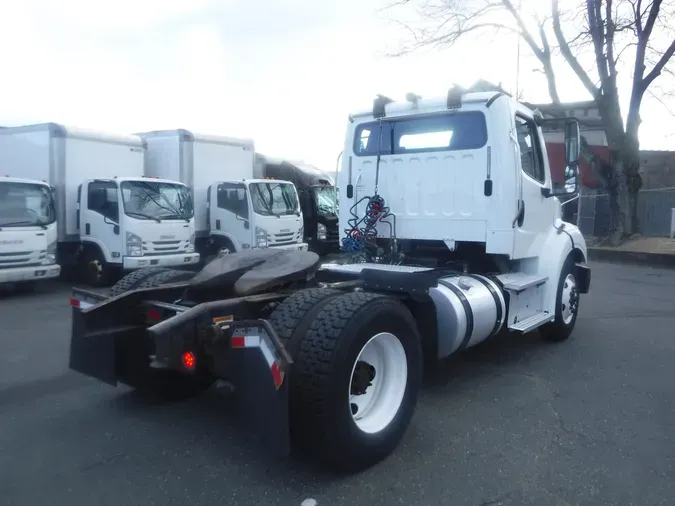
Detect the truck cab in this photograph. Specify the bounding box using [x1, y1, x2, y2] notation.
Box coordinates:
[256, 156, 339, 255]
[206, 178, 308, 255]
[0, 177, 61, 287]
[77, 176, 199, 284]
[337, 88, 588, 336]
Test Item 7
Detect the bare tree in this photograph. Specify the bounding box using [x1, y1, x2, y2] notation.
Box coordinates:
[386, 0, 675, 244]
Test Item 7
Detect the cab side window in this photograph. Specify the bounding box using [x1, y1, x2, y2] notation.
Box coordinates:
[217, 183, 249, 219]
[88, 181, 119, 222]
[515, 116, 546, 183]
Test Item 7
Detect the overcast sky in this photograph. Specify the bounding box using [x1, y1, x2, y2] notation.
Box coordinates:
[1, 0, 673, 172]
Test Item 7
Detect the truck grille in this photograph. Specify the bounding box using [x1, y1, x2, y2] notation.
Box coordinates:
[268, 231, 301, 246]
[0, 250, 45, 268]
[142, 240, 189, 256]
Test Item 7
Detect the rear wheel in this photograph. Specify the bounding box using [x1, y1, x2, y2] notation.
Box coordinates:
[109, 267, 172, 297]
[290, 292, 423, 472]
[268, 288, 342, 355]
[136, 269, 195, 289]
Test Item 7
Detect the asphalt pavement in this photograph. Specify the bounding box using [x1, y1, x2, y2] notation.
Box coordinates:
[1, 261, 674, 506]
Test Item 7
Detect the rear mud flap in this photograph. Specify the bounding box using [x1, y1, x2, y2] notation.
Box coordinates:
[69, 307, 144, 386]
[207, 321, 292, 457]
[225, 346, 291, 457]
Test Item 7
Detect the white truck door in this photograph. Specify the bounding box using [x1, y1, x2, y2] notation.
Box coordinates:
[209, 182, 251, 251]
[80, 180, 124, 263]
[512, 114, 554, 259]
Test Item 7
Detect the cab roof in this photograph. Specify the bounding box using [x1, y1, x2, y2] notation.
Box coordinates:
[349, 90, 509, 121]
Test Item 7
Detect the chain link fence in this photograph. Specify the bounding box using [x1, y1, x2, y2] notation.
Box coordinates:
[576, 187, 675, 237]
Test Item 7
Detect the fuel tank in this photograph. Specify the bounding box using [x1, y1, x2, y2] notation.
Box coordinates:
[428, 274, 506, 358]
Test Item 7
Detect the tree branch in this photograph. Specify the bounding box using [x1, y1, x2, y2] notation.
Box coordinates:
[605, 0, 618, 79]
[642, 38, 675, 88]
[552, 0, 600, 98]
[587, 0, 610, 88]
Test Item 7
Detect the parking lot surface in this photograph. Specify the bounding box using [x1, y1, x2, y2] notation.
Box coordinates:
[1, 261, 674, 506]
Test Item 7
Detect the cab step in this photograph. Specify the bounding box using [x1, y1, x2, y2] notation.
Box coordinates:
[509, 311, 554, 332]
[497, 273, 548, 293]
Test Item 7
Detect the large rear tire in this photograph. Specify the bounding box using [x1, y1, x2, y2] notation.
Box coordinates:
[290, 291, 423, 472]
[268, 288, 342, 355]
[136, 269, 195, 289]
[109, 267, 172, 297]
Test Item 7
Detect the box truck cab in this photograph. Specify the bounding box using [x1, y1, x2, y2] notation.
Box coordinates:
[0, 124, 199, 287]
[255, 156, 339, 255]
[0, 177, 61, 287]
[77, 175, 198, 284]
[139, 130, 307, 262]
[208, 178, 306, 256]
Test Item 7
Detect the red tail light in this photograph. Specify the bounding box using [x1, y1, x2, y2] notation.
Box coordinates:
[182, 351, 196, 370]
[70, 298, 80, 308]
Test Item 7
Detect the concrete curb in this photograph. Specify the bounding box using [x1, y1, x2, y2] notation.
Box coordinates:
[588, 247, 675, 268]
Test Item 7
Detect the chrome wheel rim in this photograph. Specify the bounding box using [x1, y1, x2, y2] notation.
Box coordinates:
[561, 273, 578, 324]
[348, 332, 408, 434]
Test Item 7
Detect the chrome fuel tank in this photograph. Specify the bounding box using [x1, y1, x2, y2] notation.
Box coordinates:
[428, 274, 506, 358]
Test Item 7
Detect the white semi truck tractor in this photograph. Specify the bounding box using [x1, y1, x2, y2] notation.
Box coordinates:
[69, 88, 590, 473]
[0, 124, 199, 287]
[139, 129, 308, 263]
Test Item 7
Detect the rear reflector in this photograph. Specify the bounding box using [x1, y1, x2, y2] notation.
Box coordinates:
[146, 308, 162, 322]
[230, 336, 246, 348]
[230, 332, 285, 389]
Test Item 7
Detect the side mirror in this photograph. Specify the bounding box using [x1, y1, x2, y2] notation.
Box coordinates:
[541, 164, 579, 198]
[564, 119, 580, 165]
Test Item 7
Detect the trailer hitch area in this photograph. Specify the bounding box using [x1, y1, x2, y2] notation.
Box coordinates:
[149, 316, 294, 458]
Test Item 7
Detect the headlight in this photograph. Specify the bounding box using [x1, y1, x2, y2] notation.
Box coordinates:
[126, 232, 143, 257]
[186, 232, 195, 253]
[298, 226, 304, 243]
[255, 226, 268, 248]
[42, 241, 57, 265]
[317, 223, 326, 241]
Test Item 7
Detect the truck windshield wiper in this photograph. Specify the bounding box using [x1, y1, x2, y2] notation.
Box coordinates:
[127, 212, 161, 223]
[158, 214, 190, 223]
[0, 220, 47, 230]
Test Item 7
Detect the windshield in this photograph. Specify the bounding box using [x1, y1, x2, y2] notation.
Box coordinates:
[0, 182, 56, 228]
[121, 181, 193, 220]
[250, 182, 300, 216]
[313, 186, 337, 216]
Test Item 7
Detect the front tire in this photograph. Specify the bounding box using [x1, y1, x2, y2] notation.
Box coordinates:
[81, 248, 113, 287]
[290, 292, 423, 472]
[540, 256, 580, 342]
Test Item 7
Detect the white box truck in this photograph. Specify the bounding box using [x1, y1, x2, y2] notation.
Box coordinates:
[0, 176, 61, 288]
[139, 130, 307, 262]
[0, 124, 200, 286]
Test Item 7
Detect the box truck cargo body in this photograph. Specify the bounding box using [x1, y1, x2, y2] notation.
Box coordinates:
[0, 124, 199, 286]
[141, 130, 307, 261]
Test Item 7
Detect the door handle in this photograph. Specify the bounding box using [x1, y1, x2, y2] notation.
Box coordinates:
[85, 223, 90, 235]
